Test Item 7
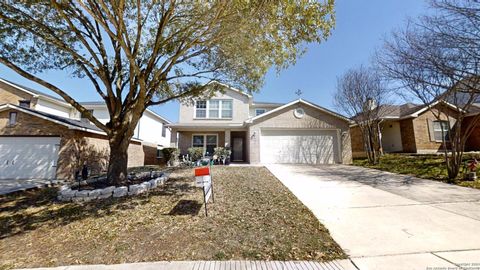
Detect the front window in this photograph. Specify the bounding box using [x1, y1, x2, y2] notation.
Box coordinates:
[195, 101, 207, 118]
[194, 100, 233, 119]
[433, 121, 450, 141]
[255, 108, 266, 116]
[192, 134, 218, 156]
[221, 100, 232, 118]
[8, 112, 17, 126]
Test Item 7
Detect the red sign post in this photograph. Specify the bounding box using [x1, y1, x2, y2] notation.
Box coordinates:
[194, 165, 214, 216]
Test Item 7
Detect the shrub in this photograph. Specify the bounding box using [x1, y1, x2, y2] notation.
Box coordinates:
[214, 147, 231, 158]
[162, 147, 180, 166]
[188, 147, 204, 161]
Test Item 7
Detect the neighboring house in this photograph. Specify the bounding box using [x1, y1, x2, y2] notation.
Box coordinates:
[168, 83, 352, 165]
[351, 101, 480, 158]
[0, 78, 171, 180]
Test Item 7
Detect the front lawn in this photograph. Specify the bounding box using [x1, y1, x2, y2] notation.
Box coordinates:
[353, 154, 480, 189]
[0, 166, 345, 269]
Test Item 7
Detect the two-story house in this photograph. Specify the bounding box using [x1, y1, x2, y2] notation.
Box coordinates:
[168, 82, 353, 164]
[0, 78, 171, 180]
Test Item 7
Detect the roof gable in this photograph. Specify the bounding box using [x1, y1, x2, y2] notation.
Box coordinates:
[247, 99, 351, 123]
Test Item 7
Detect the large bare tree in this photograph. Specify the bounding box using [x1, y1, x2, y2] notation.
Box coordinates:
[0, 0, 335, 184]
[334, 65, 390, 165]
[377, 0, 480, 180]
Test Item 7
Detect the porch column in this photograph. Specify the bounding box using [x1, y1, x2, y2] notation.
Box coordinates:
[225, 129, 231, 148]
[170, 128, 178, 147]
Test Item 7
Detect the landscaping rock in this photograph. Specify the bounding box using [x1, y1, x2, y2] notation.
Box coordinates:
[76, 190, 90, 198]
[141, 182, 151, 189]
[98, 192, 112, 199]
[60, 189, 77, 198]
[113, 186, 128, 197]
[148, 179, 158, 189]
[83, 196, 95, 202]
[88, 189, 102, 198]
[100, 186, 115, 195]
[59, 185, 70, 191]
[128, 184, 148, 195]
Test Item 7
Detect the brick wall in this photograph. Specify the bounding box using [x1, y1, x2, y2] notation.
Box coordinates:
[143, 142, 166, 165]
[399, 119, 416, 153]
[463, 115, 480, 151]
[248, 104, 352, 164]
[412, 108, 451, 153]
[350, 125, 366, 158]
[0, 109, 144, 180]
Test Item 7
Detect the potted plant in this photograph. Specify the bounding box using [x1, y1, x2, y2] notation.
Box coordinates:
[214, 147, 232, 165]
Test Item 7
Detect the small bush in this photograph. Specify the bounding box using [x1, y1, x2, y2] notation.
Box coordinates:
[188, 147, 204, 161]
[162, 147, 180, 165]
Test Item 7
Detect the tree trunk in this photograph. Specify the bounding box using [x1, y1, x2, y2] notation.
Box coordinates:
[107, 132, 132, 186]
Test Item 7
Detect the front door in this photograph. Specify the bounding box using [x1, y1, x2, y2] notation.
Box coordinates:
[232, 137, 244, 161]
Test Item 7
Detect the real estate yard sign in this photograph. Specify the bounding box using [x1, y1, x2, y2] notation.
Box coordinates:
[194, 166, 214, 216]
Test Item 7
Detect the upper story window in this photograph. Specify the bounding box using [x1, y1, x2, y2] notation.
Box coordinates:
[161, 125, 167, 137]
[8, 112, 17, 126]
[19, 100, 31, 108]
[195, 100, 233, 119]
[433, 120, 450, 141]
[81, 109, 94, 119]
[255, 108, 266, 116]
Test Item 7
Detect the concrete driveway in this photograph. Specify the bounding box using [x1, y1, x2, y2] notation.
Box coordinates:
[266, 164, 480, 270]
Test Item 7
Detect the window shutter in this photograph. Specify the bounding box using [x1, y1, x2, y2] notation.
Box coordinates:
[427, 119, 435, 142]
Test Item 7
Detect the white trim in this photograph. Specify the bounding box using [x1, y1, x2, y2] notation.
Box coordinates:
[208, 81, 252, 98]
[409, 100, 466, 117]
[247, 99, 351, 123]
[191, 133, 219, 155]
[0, 78, 38, 96]
[194, 99, 233, 120]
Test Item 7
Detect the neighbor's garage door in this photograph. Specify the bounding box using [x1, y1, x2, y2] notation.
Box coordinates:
[0, 137, 60, 180]
[260, 129, 337, 164]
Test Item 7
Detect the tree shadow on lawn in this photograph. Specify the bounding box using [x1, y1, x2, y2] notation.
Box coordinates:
[0, 172, 197, 239]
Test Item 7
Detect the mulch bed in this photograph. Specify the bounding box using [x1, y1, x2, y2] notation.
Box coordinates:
[0, 166, 346, 269]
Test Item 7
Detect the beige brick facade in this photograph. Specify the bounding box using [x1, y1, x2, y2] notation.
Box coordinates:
[248, 104, 352, 164]
[0, 109, 144, 180]
[0, 83, 36, 107]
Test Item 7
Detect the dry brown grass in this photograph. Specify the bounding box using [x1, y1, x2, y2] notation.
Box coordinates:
[0, 166, 345, 269]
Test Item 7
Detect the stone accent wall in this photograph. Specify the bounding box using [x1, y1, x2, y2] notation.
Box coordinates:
[0, 109, 144, 180]
[248, 104, 352, 164]
[177, 131, 225, 155]
[350, 125, 366, 158]
[399, 119, 416, 153]
[0, 82, 37, 107]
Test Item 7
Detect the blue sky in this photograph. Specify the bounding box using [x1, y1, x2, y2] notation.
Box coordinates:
[0, 0, 427, 122]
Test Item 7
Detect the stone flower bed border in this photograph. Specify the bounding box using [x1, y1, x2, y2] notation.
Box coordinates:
[57, 171, 168, 202]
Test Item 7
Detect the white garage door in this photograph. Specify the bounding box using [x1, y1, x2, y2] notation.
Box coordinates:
[0, 137, 60, 180]
[260, 129, 338, 164]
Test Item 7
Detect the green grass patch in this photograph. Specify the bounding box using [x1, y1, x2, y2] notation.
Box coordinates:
[353, 153, 480, 189]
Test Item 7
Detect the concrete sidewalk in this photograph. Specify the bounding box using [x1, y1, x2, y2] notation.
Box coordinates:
[19, 260, 358, 270]
[266, 164, 480, 270]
